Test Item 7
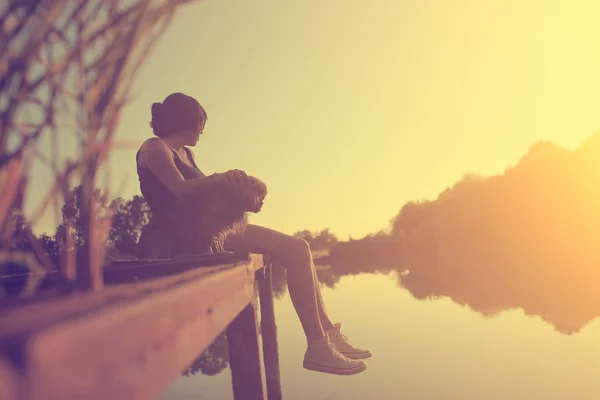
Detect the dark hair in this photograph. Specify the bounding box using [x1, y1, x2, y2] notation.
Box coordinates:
[150, 93, 207, 138]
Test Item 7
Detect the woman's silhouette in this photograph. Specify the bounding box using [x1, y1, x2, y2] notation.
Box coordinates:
[135, 92, 371, 375]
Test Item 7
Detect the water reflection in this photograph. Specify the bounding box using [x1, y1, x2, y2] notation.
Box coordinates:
[323, 249, 599, 336]
[164, 271, 600, 400]
[183, 332, 229, 377]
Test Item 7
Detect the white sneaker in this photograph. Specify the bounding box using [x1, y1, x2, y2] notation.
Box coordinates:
[327, 323, 372, 360]
[303, 335, 366, 375]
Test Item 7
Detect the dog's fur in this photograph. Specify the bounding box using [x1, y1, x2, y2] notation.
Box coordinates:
[137, 175, 267, 258]
[171, 175, 268, 255]
[197, 175, 268, 253]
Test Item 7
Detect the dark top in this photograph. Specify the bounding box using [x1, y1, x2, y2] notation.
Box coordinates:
[136, 145, 205, 218]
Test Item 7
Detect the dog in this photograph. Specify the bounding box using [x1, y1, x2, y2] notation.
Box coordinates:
[137, 175, 268, 258]
[196, 175, 268, 253]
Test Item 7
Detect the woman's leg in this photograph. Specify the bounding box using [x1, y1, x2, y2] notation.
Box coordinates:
[224, 224, 333, 341]
[225, 224, 370, 372]
[312, 264, 335, 331]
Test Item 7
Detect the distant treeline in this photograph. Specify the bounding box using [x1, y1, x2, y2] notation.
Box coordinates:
[313, 135, 600, 336]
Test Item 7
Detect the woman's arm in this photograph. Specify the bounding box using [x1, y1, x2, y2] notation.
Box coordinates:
[140, 138, 247, 198]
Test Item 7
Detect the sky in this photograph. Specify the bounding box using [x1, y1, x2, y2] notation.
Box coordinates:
[28, 0, 600, 240]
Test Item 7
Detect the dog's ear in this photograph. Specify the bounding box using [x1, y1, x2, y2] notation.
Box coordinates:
[248, 176, 267, 199]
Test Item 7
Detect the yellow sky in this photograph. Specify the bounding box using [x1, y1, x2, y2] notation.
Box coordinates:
[29, 0, 600, 239]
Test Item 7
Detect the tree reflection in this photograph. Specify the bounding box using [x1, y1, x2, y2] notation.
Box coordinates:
[182, 333, 230, 377]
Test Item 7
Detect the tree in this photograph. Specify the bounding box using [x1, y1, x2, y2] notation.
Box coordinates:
[182, 333, 230, 377]
[38, 233, 60, 267]
[312, 229, 338, 250]
[55, 185, 111, 253]
[2, 185, 151, 297]
[293, 230, 314, 243]
[108, 195, 152, 257]
[391, 200, 435, 236]
[293, 229, 338, 251]
[43, 185, 151, 264]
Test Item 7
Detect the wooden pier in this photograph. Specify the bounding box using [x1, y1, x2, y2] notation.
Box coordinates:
[0, 253, 282, 400]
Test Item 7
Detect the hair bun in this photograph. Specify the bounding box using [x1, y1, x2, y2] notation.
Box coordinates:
[149, 93, 205, 138]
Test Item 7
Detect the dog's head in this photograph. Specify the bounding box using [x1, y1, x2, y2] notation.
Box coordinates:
[243, 176, 267, 213]
[216, 175, 267, 213]
[228, 176, 266, 213]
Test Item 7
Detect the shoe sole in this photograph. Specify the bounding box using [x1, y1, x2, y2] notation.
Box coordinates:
[303, 361, 367, 375]
[342, 352, 372, 360]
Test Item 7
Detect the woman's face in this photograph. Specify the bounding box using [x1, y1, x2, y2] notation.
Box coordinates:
[184, 118, 206, 146]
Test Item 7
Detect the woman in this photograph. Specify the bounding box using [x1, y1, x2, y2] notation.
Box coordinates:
[135, 92, 371, 375]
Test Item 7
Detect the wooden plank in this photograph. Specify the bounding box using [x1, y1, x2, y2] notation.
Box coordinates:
[1, 265, 227, 332]
[0, 252, 254, 292]
[258, 264, 282, 400]
[227, 299, 267, 400]
[0, 254, 264, 324]
[0, 254, 264, 400]
[104, 251, 252, 283]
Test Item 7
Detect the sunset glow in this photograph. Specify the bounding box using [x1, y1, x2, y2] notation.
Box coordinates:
[27, 0, 600, 240]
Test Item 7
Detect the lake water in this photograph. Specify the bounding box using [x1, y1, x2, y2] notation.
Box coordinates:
[158, 271, 600, 399]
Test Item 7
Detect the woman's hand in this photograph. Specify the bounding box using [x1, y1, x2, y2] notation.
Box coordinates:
[212, 169, 248, 189]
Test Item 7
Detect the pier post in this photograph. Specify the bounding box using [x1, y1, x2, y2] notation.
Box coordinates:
[257, 262, 282, 400]
[227, 297, 267, 400]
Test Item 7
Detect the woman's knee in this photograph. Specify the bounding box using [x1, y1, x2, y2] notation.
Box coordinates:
[226, 224, 312, 261]
[282, 236, 311, 259]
